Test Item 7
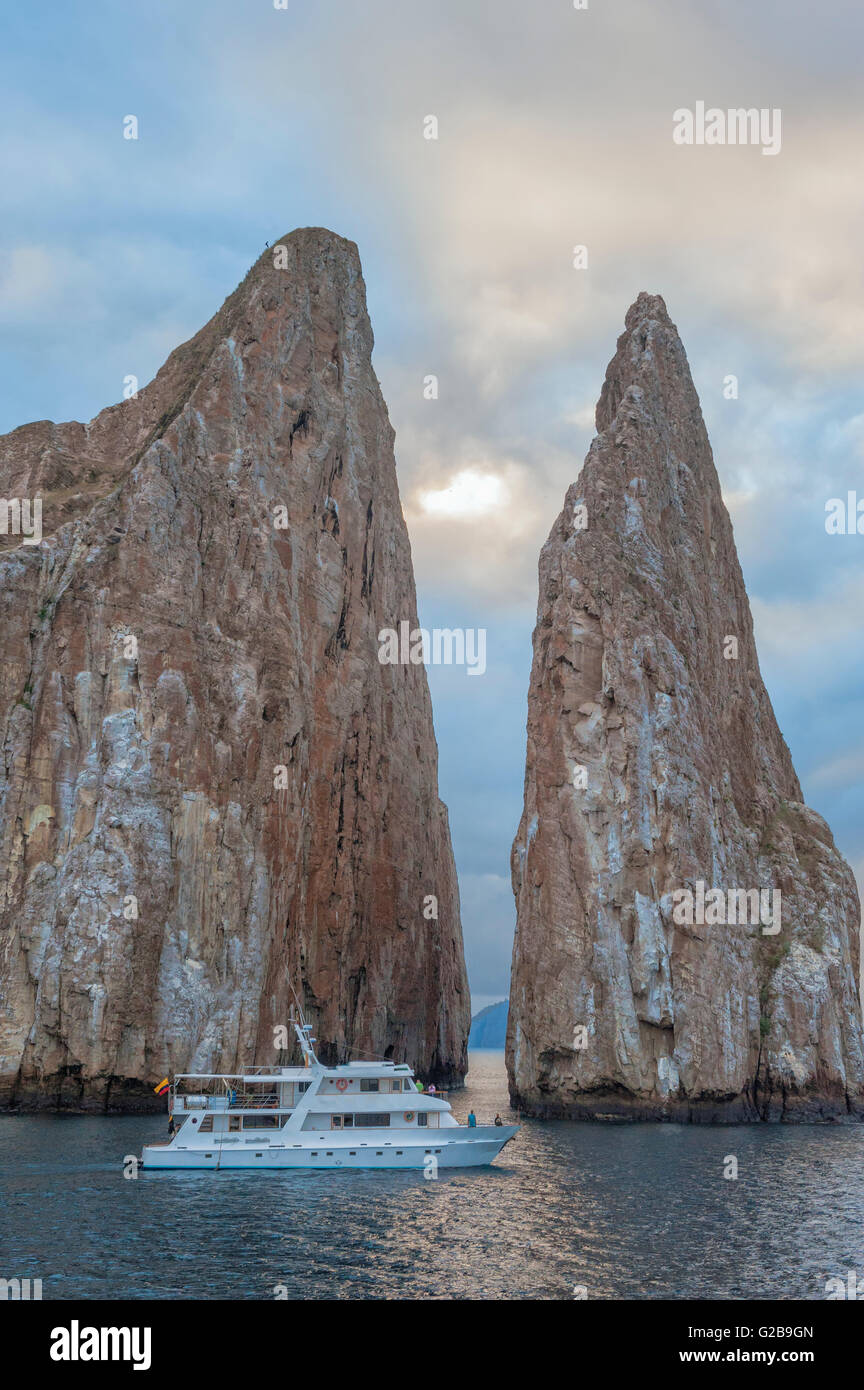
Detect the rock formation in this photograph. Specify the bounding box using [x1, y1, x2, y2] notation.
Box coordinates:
[468, 999, 508, 1050]
[0, 227, 469, 1110]
[508, 293, 864, 1121]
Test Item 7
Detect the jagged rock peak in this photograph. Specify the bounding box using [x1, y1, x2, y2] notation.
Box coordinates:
[0, 228, 470, 1110]
[508, 294, 864, 1123]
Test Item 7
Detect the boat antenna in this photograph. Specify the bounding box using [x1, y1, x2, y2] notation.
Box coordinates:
[288, 982, 319, 1067]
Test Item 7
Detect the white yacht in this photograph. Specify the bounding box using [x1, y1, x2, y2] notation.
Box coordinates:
[140, 1015, 517, 1170]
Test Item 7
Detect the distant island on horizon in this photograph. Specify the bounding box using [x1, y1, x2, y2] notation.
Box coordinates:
[469, 1000, 508, 1050]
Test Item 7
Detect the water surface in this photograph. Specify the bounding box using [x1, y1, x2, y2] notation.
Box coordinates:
[1, 1051, 860, 1299]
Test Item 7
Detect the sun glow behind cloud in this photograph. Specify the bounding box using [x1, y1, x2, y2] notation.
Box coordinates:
[418, 468, 508, 518]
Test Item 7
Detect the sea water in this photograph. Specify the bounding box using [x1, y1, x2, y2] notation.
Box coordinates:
[1, 1051, 862, 1300]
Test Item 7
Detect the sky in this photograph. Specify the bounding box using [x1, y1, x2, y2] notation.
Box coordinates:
[2, 0, 863, 1013]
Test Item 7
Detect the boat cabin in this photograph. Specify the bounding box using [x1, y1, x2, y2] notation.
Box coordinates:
[168, 1059, 453, 1140]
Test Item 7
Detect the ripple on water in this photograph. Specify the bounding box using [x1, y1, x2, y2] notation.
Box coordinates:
[1, 1052, 863, 1299]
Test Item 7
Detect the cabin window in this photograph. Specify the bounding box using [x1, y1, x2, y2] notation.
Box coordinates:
[332, 1115, 342, 1129]
[298, 1082, 310, 1093]
[342, 1114, 353, 1127]
[417, 1113, 428, 1127]
[360, 1078, 379, 1092]
[242, 1115, 280, 1130]
[355, 1113, 390, 1127]
[199, 1116, 214, 1132]
[229, 1116, 241, 1132]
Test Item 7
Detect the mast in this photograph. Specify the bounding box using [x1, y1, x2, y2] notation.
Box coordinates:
[289, 999, 319, 1068]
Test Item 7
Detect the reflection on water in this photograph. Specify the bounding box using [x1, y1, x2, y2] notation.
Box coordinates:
[1, 1051, 861, 1300]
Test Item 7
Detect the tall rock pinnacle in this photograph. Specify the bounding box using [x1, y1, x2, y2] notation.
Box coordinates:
[508, 293, 864, 1121]
[0, 228, 469, 1109]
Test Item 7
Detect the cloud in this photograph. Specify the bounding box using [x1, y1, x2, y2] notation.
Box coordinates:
[751, 573, 864, 698]
[0, 247, 60, 315]
[811, 751, 864, 791]
[418, 467, 509, 519]
[3, 0, 863, 1002]
[457, 873, 515, 1001]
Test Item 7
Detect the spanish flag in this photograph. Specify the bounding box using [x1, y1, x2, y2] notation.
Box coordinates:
[154, 1077, 170, 1095]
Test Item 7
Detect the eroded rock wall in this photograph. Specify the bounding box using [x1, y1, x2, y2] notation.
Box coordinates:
[0, 228, 469, 1109]
[508, 293, 864, 1121]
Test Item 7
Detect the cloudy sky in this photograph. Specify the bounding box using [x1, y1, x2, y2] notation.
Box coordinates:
[3, 0, 862, 1011]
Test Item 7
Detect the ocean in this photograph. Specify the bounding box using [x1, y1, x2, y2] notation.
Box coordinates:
[1, 1050, 861, 1300]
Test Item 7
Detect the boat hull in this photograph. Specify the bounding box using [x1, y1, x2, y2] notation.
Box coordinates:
[140, 1126, 517, 1170]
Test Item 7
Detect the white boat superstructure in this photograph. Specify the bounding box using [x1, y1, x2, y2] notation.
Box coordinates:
[141, 1015, 517, 1170]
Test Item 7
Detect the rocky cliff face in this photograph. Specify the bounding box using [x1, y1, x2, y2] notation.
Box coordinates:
[508, 293, 864, 1122]
[0, 227, 469, 1110]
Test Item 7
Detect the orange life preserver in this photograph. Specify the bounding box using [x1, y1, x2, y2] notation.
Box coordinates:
[404, 1111, 415, 1122]
[336, 1078, 348, 1092]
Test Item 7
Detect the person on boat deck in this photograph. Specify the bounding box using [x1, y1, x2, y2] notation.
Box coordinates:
[427, 1083, 436, 1094]
[415, 1079, 424, 1092]
[494, 1114, 503, 1127]
[168, 1116, 176, 1136]
[468, 1111, 477, 1127]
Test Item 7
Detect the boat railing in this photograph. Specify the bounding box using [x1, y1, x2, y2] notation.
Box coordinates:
[174, 1093, 282, 1111]
[226, 1092, 280, 1109]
